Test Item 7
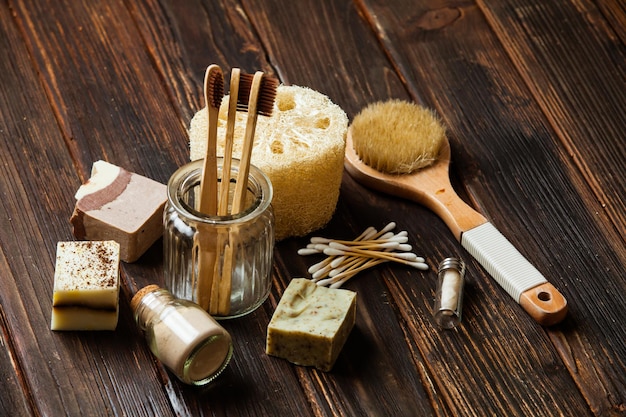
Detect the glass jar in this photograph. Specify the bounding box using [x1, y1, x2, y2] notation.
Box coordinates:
[433, 257, 466, 329]
[131, 285, 233, 385]
[164, 158, 274, 319]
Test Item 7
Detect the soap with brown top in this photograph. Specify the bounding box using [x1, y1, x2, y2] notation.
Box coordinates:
[51, 240, 120, 331]
[70, 160, 166, 263]
[266, 278, 356, 371]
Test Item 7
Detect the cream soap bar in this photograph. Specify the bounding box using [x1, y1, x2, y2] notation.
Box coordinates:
[51, 241, 120, 331]
[266, 278, 356, 371]
[70, 160, 166, 263]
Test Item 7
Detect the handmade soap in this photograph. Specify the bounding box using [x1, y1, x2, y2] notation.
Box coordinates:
[70, 160, 166, 263]
[189, 85, 348, 240]
[51, 240, 120, 331]
[266, 278, 356, 371]
[50, 307, 119, 331]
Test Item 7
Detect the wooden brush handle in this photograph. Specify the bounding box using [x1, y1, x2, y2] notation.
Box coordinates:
[193, 231, 218, 312]
[199, 64, 222, 215]
[218, 68, 241, 216]
[232, 71, 263, 214]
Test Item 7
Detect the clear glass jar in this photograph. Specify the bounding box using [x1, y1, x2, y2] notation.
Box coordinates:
[131, 285, 233, 386]
[164, 158, 274, 319]
[433, 257, 466, 329]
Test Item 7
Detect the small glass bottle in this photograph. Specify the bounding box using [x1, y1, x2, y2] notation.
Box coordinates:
[163, 158, 274, 319]
[433, 257, 466, 329]
[131, 285, 233, 386]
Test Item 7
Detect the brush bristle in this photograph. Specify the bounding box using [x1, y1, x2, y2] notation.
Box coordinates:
[236, 73, 254, 111]
[205, 65, 224, 109]
[258, 76, 279, 117]
[234, 72, 278, 116]
[349, 100, 446, 174]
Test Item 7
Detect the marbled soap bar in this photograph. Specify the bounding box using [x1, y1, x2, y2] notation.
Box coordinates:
[70, 160, 166, 263]
[51, 241, 120, 331]
[266, 278, 356, 371]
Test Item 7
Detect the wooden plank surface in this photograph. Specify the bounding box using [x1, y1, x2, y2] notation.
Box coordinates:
[2, 1, 185, 415]
[353, 0, 625, 414]
[0, 0, 624, 416]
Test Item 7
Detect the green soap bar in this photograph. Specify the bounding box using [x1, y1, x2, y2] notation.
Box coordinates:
[266, 278, 356, 371]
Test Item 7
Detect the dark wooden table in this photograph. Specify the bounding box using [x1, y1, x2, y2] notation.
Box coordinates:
[1, 0, 625, 416]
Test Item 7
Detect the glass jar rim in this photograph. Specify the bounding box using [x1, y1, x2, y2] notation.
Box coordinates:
[167, 158, 273, 225]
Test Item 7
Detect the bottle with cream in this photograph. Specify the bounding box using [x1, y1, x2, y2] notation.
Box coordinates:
[131, 285, 233, 385]
[433, 258, 466, 329]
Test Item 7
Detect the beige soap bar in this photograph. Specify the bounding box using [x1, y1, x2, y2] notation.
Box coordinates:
[70, 160, 166, 263]
[51, 241, 120, 331]
[266, 278, 356, 371]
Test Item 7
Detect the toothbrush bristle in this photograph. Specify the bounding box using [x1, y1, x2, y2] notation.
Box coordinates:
[205, 65, 224, 109]
[257, 76, 279, 117]
[235, 72, 278, 116]
[236, 73, 254, 111]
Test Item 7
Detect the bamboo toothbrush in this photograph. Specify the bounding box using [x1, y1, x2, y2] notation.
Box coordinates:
[199, 64, 224, 215]
[345, 100, 567, 326]
[217, 68, 239, 216]
[209, 68, 253, 315]
[217, 68, 253, 215]
[213, 70, 277, 315]
[231, 71, 278, 214]
[194, 64, 224, 311]
[207, 68, 243, 315]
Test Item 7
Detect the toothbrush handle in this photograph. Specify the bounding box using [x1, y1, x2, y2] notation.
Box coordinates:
[461, 222, 568, 325]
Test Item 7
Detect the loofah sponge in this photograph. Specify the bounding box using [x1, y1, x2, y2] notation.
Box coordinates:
[189, 85, 348, 240]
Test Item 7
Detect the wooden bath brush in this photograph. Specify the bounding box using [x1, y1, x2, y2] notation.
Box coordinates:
[345, 100, 567, 326]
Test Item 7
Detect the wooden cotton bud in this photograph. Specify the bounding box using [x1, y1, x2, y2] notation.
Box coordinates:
[298, 248, 321, 256]
[310, 237, 332, 244]
[360, 226, 378, 239]
[312, 263, 333, 280]
[379, 222, 396, 234]
[377, 231, 396, 240]
[308, 257, 332, 274]
[330, 255, 349, 269]
[408, 261, 429, 270]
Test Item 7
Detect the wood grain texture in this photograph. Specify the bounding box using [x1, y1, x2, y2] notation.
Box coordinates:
[3, 0, 183, 415]
[478, 0, 626, 247]
[11, 0, 189, 182]
[0, 0, 624, 416]
[0, 260, 33, 417]
[124, 0, 273, 124]
[355, 0, 626, 415]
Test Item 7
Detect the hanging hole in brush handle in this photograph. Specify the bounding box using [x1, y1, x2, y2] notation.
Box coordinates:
[461, 222, 568, 326]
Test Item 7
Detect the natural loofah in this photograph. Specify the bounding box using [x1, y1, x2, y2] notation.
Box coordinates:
[189, 85, 348, 240]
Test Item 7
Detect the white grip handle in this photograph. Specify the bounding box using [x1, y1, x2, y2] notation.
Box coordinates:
[461, 222, 567, 325]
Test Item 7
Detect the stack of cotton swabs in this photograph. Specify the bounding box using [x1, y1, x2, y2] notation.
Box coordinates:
[298, 222, 429, 288]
